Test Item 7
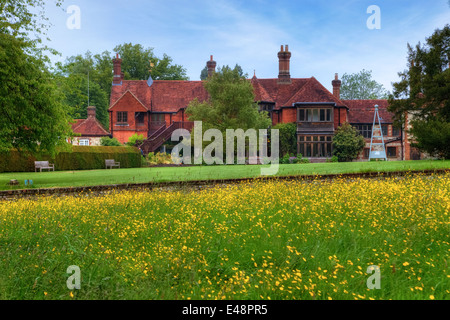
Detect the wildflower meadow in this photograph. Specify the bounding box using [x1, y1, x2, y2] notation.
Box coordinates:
[0, 173, 448, 300]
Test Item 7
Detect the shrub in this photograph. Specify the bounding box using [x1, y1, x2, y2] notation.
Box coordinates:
[101, 136, 122, 147]
[126, 133, 145, 147]
[0, 146, 141, 172]
[332, 123, 365, 162]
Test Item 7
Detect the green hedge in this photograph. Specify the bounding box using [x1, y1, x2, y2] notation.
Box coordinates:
[0, 146, 141, 172]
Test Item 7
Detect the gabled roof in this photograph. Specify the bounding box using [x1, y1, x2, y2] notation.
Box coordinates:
[110, 90, 148, 111]
[344, 99, 393, 124]
[110, 76, 348, 113]
[110, 80, 209, 113]
[251, 77, 347, 108]
[71, 117, 110, 137]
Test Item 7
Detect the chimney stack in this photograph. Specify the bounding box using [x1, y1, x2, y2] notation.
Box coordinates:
[87, 106, 96, 118]
[278, 45, 291, 84]
[113, 53, 123, 86]
[332, 73, 341, 99]
[206, 55, 217, 78]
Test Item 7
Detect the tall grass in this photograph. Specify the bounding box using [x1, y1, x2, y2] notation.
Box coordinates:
[0, 173, 448, 300]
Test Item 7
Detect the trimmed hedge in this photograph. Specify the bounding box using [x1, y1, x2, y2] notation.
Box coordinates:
[0, 146, 141, 173]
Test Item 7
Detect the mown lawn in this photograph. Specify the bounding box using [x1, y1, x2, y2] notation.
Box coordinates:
[0, 160, 449, 190]
[0, 173, 448, 300]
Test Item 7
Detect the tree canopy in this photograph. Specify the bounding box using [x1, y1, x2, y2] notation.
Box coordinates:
[114, 43, 188, 80]
[389, 24, 450, 158]
[0, 0, 72, 155]
[340, 69, 389, 100]
[186, 66, 270, 132]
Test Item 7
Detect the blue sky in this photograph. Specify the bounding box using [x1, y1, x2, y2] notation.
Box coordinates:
[43, 0, 450, 92]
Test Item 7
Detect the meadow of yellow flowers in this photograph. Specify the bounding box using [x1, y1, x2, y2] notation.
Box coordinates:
[0, 173, 448, 300]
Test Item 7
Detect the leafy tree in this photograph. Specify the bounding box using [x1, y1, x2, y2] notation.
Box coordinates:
[200, 66, 208, 80]
[186, 66, 271, 155]
[273, 122, 297, 156]
[201, 64, 245, 80]
[101, 136, 122, 146]
[114, 43, 188, 80]
[340, 69, 389, 100]
[389, 24, 450, 158]
[0, 0, 72, 155]
[56, 73, 109, 129]
[126, 133, 145, 146]
[332, 123, 365, 162]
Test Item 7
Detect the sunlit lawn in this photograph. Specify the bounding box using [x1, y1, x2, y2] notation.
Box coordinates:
[0, 160, 449, 191]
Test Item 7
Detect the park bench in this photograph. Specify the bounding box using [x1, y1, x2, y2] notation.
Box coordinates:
[34, 161, 55, 172]
[105, 159, 120, 169]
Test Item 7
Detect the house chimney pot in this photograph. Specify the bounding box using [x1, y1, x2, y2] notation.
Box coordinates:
[278, 45, 291, 84]
[206, 55, 217, 78]
[113, 53, 123, 85]
[87, 106, 96, 118]
[332, 73, 342, 99]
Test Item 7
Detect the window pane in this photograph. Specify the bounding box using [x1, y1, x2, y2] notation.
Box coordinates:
[313, 136, 318, 142]
[299, 143, 304, 156]
[320, 109, 325, 121]
[299, 109, 305, 121]
[326, 109, 331, 121]
[313, 109, 319, 121]
[306, 136, 311, 142]
[306, 144, 311, 157]
[313, 143, 318, 157]
[299, 136, 305, 142]
[306, 109, 312, 121]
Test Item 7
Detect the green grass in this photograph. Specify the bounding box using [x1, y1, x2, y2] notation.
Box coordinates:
[1, 160, 449, 191]
[0, 174, 448, 300]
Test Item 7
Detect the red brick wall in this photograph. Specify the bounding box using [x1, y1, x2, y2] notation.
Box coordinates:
[281, 108, 297, 123]
[110, 92, 149, 143]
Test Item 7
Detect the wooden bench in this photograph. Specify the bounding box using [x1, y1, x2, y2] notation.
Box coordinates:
[105, 159, 120, 169]
[34, 161, 55, 172]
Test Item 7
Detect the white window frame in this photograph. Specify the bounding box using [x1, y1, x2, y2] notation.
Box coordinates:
[79, 139, 90, 146]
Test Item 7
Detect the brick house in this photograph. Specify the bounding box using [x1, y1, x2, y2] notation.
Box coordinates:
[109, 46, 415, 160]
[71, 106, 111, 146]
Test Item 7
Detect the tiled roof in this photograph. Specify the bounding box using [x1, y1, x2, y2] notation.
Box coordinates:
[344, 99, 393, 124]
[71, 117, 110, 137]
[111, 77, 347, 113]
[110, 80, 209, 113]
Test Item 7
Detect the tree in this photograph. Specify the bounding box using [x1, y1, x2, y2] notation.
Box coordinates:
[201, 64, 245, 80]
[126, 133, 145, 147]
[332, 123, 365, 162]
[200, 66, 208, 80]
[186, 66, 271, 154]
[114, 43, 188, 80]
[389, 24, 450, 158]
[340, 69, 389, 100]
[101, 136, 122, 147]
[0, 0, 72, 155]
[273, 122, 297, 156]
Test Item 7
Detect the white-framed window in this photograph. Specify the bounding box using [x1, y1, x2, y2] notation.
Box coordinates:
[79, 139, 90, 146]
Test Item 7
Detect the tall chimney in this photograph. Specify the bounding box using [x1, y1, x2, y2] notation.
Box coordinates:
[113, 53, 123, 85]
[278, 45, 291, 84]
[206, 55, 216, 78]
[332, 73, 342, 99]
[87, 106, 96, 118]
